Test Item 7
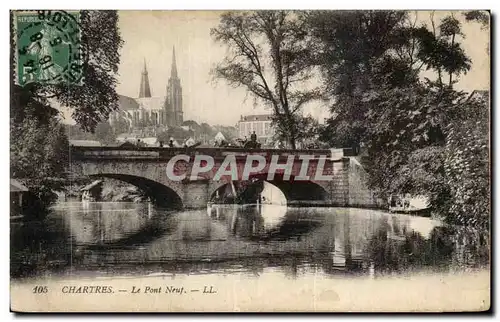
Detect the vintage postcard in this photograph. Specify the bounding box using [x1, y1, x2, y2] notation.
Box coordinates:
[9, 10, 490, 312]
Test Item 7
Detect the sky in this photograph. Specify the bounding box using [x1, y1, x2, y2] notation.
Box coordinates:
[116, 11, 261, 127]
[110, 10, 489, 127]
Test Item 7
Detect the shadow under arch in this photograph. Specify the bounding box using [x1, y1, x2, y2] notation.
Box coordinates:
[209, 173, 329, 204]
[251, 173, 328, 202]
[89, 173, 182, 209]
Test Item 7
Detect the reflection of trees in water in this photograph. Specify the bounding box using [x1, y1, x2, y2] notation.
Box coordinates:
[10, 217, 71, 278]
[13, 203, 489, 279]
[67, 202, 161, 245]
[365, 216, 489, 274]
[451, 226, 490, 269]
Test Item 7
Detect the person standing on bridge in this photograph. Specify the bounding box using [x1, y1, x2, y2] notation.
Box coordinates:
[169, 139, 174, 148]
[250, 131, 257, 143]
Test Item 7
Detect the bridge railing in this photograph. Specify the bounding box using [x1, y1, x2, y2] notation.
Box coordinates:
[69, 146, 358, 160]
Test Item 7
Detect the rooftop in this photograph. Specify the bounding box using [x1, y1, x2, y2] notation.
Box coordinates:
[136, 96, 167, 111]
[118, 94, 140, 110]
[80, 180, 103, 191]
[10, 179, 28, 192]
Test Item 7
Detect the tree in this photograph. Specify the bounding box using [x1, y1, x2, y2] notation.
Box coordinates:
[309, 11, 471, 148]
[211, 11, 322, 149]
[274, 114, 319, 148]
[182, 120, 201, 132]
[422, 12, 471, 87]
[66, 121, 116, 145]
[10, 10, 123, 211]
[113, 117, 131, 135]
[308, 10, 489, 227]
[157, 126, 191, 143]
[360, 81, 458, 206]
[198, 122, 214, 143]
[444, 92, 489, 228]
[94, 122, 116, 145]
[308, 11, 412, 148]
[11, 85, 69, 212]
[200, 123, 213, 135]
[463, 10, 489, 29]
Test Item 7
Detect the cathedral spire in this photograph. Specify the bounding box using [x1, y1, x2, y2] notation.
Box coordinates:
[139, 58, 152, 98]
[171, 46, 178, 79]
[165, 46, 183, 127]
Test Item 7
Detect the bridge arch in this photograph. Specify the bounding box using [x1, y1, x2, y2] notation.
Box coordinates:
[209, 173, 329, 205]
[260, 173, 329, 204]
[88, 173, 183, 209]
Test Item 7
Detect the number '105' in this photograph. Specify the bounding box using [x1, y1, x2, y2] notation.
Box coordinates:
[32, 286, 48, 293]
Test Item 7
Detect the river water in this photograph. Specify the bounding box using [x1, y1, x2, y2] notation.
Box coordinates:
[10, 202, 489, 279]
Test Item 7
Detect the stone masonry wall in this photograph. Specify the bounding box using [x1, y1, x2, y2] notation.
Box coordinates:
[347, 158, 384, 208]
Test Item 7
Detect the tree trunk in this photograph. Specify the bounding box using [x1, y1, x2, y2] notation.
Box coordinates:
[449, 33, 456, 87]
[286, 113, 297, 149]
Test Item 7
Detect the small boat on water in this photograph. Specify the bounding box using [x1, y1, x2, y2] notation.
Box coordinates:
[388, 194, 431, 217]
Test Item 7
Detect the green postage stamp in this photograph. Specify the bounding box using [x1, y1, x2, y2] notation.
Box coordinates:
[14, 10, 83, 86]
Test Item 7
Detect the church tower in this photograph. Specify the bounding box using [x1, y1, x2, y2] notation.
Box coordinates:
[165, 46, 183, 127]
[139, 58, 152, 98]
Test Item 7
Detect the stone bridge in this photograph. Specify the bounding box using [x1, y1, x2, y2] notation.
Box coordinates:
[70, 146, 381, 209]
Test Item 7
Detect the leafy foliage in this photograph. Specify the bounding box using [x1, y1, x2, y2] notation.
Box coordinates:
[272, 114, 319, 147]
[182, 120, 201, 132]
[444, 93, 490, 228]
[360, 81, 453, 199]
[309, 11, 418, 147]
[307, 10, 488, 228]
[66, 122, 116, 145]
[10, 11, 123, 212]
[463, 10, 489, 30]
[310, 11, 471, 147]
[11, 86, 69, 211]
[157, 126, 193, 143]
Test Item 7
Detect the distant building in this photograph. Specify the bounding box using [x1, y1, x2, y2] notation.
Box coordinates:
[214, 131, 226, 143]
[109, 46, 184, 130]
[238, 114, 274, 142]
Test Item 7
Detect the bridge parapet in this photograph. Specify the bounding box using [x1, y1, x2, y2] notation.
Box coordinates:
[70, 146, 356, 161]
[69, 145, 380, 209]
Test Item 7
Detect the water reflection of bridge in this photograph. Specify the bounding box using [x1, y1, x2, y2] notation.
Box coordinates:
[11, 201, 462, 279]
[60, 202, 435, 275]
[207, 204, 370, 271]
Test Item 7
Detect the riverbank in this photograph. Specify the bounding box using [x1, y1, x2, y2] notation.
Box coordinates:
[11, 268, 490, 312]
[63, 178, 148, 203]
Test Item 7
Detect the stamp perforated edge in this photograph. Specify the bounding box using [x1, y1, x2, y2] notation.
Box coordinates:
[12, 10, 84, 87]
